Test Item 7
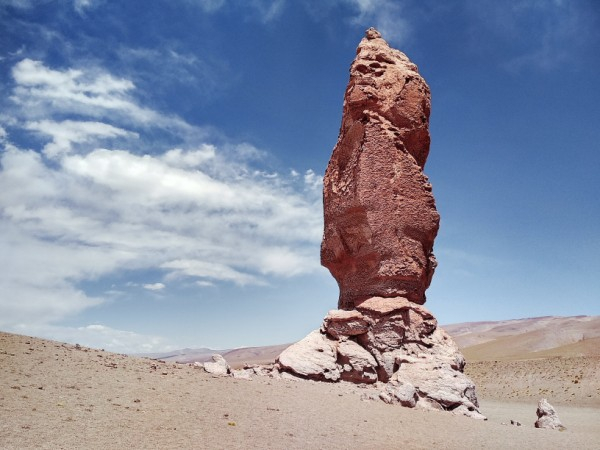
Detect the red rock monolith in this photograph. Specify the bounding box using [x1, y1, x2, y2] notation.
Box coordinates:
[277, 28, 484, 419]
[321, 27, 439, 310]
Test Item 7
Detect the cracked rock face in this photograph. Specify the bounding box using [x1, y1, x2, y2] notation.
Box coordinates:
[277, 28, 483, 419]
[321, 27, 439, 310]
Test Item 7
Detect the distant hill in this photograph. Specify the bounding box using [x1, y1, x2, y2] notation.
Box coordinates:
[143, 315, 600, 365]
[444, 315, 600, 361]
[141, 343, 292, 368]
[137, 347, 231, 363]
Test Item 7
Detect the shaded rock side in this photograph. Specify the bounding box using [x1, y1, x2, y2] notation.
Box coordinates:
[321, 27, 440, 310]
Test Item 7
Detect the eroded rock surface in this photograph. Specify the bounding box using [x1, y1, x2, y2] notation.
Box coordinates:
[277, 28, 483, 419]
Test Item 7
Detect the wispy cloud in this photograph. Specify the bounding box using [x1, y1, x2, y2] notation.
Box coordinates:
[115, 46, 232, 100]
[184, 0, 286, 23]
[143, 283, 166, 291]
[10, 59, 190, 130]
[465, 0, 596, 72]
[4, 0, 101, 13]
[343, 0, 411, 44]
[303, 0, 412, 45]
[25, 120, 137, 158]
[0, 59, 323, 331]
[247, 0, 287, 23]
[73, 0, 98, 14]
[198, 0, 227, 13]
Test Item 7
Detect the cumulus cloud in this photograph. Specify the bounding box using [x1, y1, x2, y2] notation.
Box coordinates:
[0, 59, 323, 336]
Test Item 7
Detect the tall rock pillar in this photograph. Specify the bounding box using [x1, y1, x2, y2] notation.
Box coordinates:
[277, 29, 484, 419]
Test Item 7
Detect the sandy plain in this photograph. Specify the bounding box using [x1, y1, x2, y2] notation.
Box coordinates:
[1, 330, 599, 449]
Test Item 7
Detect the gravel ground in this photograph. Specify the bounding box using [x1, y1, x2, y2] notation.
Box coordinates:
[1, 331, 599, 449]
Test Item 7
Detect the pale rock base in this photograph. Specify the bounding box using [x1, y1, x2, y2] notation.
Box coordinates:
[276, 297, 485, 419]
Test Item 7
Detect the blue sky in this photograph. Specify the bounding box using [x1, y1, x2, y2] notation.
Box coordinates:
[1, 0, 599, 353]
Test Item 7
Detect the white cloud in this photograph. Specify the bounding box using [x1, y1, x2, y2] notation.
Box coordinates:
[162, 259, 262, 286]
[160, 145, 216, 168]
[304, 169, 323, 191]
[10, 59, 189, 129]
[0, 59, 323, 333]
[25, 120, 137, 158]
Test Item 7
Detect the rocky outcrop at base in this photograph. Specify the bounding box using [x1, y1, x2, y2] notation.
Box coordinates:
[276, 298, 484, 419]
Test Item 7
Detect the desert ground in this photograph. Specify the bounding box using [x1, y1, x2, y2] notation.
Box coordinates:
[1, 319, 599, 449]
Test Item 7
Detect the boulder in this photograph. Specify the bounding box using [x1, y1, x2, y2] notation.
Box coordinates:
[231, 369, 253, 380]
[276, 330, 340, 381]
[535, 398, 566, 430]
[392, 356, 483, 419]
[203, 354, 230, 376]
